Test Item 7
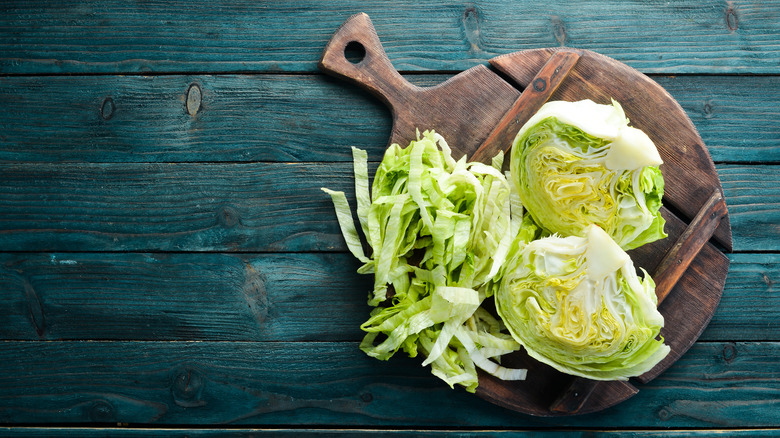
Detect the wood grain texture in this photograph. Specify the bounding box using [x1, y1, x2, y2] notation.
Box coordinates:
[476, 359, 639, 417]
[0, 162, 772, 252]
[3, 428, 780, 437]
[701, 253, 780, 342]
[0, 74, 392, 163]
[0, 0, 776, 434]
[471, 49, 581, 163]
[0, 162, 359, 253]
[1, 1, 779, 75]
[0, 341, 777, 427]
[653, 75, 780, 163]
[0, 74, 775, 163]
[719, 165, 780, 252]
[0, 252, 773, 342]
[652, 191, 728, 305]
[0, 252, 370, 341]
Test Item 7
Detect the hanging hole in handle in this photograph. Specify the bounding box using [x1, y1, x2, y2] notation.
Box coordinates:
[344, 41, 366, 64]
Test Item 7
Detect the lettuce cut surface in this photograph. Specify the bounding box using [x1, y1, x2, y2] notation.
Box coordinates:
[323, 130, 539, 392]
[510, 99, 667, 250]
[495, 224, 670, 381]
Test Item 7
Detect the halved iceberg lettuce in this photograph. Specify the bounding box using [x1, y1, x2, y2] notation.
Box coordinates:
[495, 224, 670, 381]
[510, 99, 667, 250]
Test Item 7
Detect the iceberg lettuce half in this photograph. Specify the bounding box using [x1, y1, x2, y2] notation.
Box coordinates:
[510, 99, 667, 250]
[495, 224, 670, 380]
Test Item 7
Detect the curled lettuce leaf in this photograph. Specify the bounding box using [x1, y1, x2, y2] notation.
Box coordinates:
[510, 99, 667, 250]
[495, 224, 670, 381]
[323, 130, 536, 392]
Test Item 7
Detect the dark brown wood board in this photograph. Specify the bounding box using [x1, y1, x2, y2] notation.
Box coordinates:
[318, 13, 520, 154]
[319, 13, 731, 417]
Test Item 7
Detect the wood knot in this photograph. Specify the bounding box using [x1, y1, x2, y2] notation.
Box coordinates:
[551, 16, 567, 46]
[725, 2, 738, 32]
[89, 400, 115, 422]
[217, 205, 241, 228]
[22, 277, 46, 338]
[172, 368, 207, 407]
[186, 83, 202, 116]
[243, 263, 269, 326]
[100, 97, 115, 120]
[722, 343, 737, 363]
[762, 272, 774, 289]
[462, 6, 482, 53]
[703, 99, 715, 119]
[533, 78, 547, 92]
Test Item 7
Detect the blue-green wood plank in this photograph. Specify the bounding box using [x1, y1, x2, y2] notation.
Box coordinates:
[0, 252, 369, 342]
[0, 74, 390, 163]
[0, 341, 777, 427]
[718, 165, 780, 252]
[0, 162, 776, 252]
[0, 162, 357, 253]
[2, 428, 780, 437]
[700, 254, 780, 342]
[0, 74, 777, 163]
[0, 252, 775, 342]
[1, 1, 779, 74]
[652, 75, 780, 163]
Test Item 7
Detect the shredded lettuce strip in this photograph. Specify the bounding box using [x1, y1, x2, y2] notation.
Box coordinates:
[495, 224, 670, 381]
[323, 130, 535, 392]
[510, 99, 667, 250]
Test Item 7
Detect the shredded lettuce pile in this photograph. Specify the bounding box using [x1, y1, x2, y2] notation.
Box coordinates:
[496, 224, 670, 380]
[322, 130, 536, 392]
[510, 99, 667, 250]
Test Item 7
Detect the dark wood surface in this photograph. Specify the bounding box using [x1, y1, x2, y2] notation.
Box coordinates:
[470, 49, 581, 163]
[1, 1, 779, 436]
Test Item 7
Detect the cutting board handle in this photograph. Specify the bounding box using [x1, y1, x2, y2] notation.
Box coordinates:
[319, 13, 414, 109]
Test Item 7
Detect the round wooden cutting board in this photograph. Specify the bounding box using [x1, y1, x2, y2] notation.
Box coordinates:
[320, 13, 731, 416]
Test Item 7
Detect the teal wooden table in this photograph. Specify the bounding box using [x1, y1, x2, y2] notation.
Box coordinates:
[1, 1, 779, 436]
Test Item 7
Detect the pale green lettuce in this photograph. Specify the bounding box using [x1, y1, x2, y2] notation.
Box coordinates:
[323, 130, 537, 392]
[510, 99, 667, 250]
[495, 224, 670, 381]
